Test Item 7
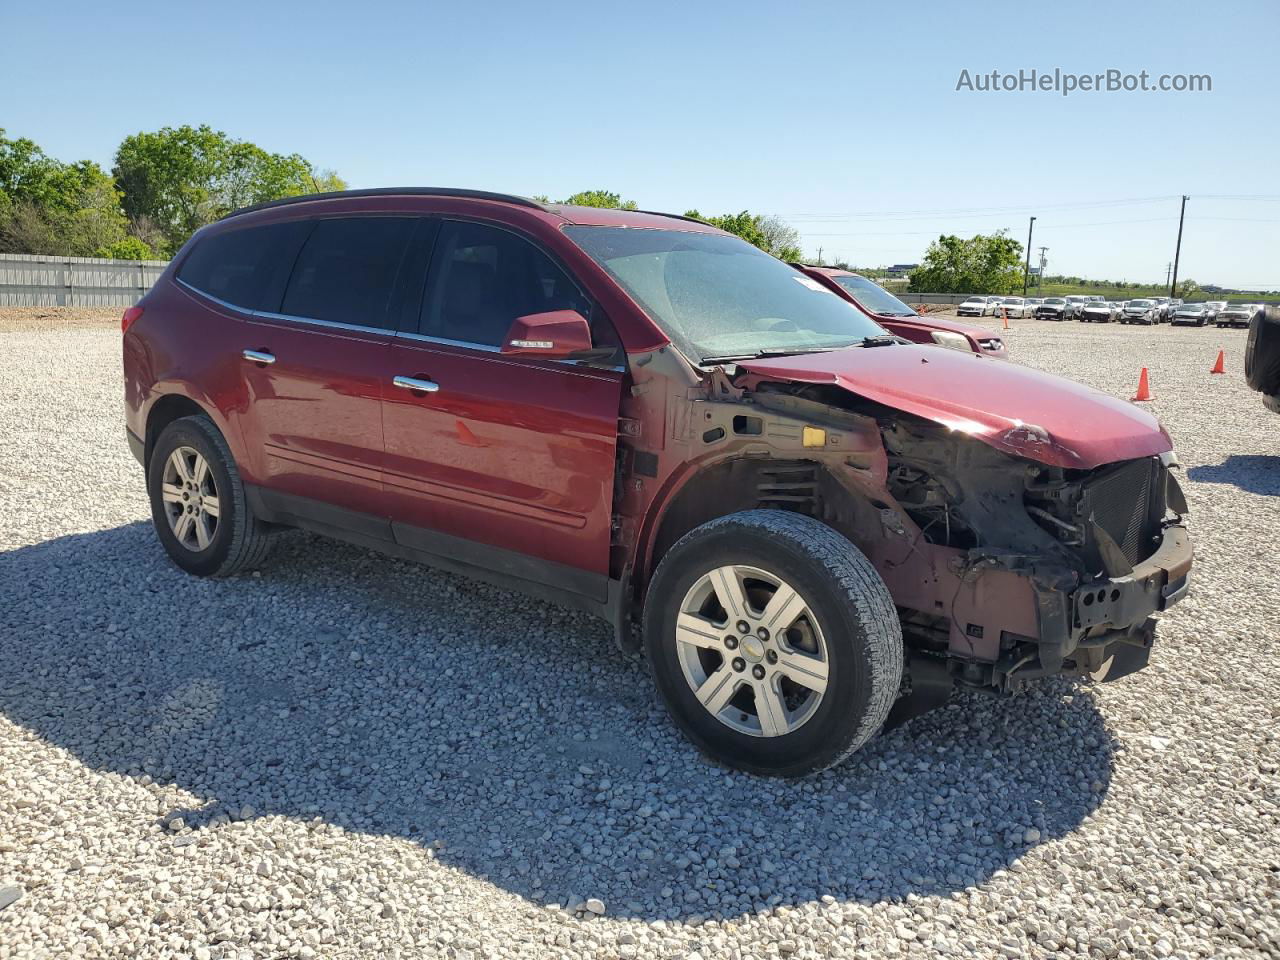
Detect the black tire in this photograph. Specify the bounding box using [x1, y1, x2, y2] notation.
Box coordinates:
[643, 510, 902, 777]
[1246, 305, 1280, 394]
[147, 415, 273, 577]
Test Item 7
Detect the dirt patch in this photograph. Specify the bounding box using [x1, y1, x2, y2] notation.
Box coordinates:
[0, 307, 119, 332]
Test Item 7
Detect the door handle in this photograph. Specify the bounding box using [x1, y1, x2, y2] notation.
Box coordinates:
[392, 375, 440, 393]
[242, 349, 276, 365]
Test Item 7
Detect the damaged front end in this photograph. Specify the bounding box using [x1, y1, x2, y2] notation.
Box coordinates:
[658, 367, 1194, 726]
[871, 414, 1191, 721]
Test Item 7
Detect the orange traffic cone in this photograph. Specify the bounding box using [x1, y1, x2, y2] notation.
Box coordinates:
[1210, 350, 1225, 374]
[917, 304, 927, 316]
[1002, 308, 1010, 330]
[1131, 367, 1153, 402]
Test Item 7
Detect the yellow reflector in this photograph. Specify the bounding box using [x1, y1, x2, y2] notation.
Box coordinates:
[802, 426, 826, 448]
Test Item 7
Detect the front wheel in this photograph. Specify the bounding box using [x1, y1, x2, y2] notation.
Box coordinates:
[644, 510, 903, 777]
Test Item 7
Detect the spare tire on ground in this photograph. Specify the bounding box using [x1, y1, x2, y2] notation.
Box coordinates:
[1245, 305, 1280, 395]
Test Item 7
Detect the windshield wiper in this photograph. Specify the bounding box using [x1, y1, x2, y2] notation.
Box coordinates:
[859, 335, 898, 347]
[701, 346, 836, 364]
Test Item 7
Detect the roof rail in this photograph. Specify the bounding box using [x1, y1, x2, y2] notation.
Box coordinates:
[635, 209, 713, 226]
[221, 187, 548, 221]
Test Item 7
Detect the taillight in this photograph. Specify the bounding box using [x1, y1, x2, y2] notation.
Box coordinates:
[121, 306, 144, 333]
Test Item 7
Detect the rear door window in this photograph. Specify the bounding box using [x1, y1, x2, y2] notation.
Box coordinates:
[281, 217, 417, 329]
[421, 220, 593, 348]
[177, 220, 311, 312]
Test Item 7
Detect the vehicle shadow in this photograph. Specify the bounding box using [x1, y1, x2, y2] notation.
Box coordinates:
[1186, 455, 1280, 496]
[0, 522, 1115, 920]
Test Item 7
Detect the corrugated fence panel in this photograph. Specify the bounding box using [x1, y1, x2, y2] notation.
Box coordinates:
[0, 254, 170, 307]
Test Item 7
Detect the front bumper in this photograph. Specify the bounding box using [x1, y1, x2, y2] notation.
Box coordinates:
[997, 519, 1192, 691]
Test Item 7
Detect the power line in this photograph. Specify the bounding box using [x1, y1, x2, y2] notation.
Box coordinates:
[797, 216, 1179, 237]
[780, 195, 1181, 221]
[780, 193, 1280, 223]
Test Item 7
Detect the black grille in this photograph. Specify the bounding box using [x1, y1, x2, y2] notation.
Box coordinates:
[1084, 458, 1164, 564]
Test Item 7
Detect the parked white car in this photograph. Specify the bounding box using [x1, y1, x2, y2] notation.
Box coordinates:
[957, 296, 996, 317]
[995, 296, 1034, 318]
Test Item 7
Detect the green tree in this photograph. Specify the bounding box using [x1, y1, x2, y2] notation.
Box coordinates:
[685, 209, 802, 261]
[757, 214, 804, 262]
[0, 130, 133, 257]
[559, 189, 638, 209]
[113, 124, 342, 255]
[94, 235, 155, 260]
[908, 232, 1025, 295]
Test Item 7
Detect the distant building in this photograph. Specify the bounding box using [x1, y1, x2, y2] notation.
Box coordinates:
[886, 263, 918, 277]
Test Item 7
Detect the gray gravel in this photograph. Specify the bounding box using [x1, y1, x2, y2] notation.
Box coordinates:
[1, 316, 1277, 959]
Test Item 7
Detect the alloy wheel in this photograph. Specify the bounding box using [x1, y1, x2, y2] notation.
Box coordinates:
[675, 564, 829, 737]
[160, 446, 220, 551]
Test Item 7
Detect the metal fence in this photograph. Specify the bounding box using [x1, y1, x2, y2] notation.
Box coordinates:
[0, 253, 168, 307]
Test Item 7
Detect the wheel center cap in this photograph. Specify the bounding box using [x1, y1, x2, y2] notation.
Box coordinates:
[740, 636, 765, 662]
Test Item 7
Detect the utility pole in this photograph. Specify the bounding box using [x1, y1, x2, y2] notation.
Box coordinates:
[1165, 262, 1172, 287]
[1170, 195, 1189, 298]
[1037, 247, 1048, 293]
[1023, 216, 1036, 297]
[817, 246, 823, 266]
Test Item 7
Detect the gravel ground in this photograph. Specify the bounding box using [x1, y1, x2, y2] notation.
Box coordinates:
[1, 312, 1277, 959]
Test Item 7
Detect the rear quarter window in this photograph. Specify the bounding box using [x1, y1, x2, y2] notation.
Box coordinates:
[281, 217, 417, 329]
[177, 221, 311, 312]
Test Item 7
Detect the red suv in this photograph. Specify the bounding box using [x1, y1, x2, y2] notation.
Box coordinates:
[794, 265, 1008, 358]
[123, 188, 1192, 776]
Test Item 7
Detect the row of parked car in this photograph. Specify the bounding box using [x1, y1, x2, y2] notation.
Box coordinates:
[956, 294, 1267, 327]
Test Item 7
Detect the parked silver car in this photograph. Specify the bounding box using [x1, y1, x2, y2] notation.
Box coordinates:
[1121, 299, 1159, 325]
[1217, 303, 1263, 328]
[1080, 300, 1120, 323]
[1171, 303, 1212, 326]
[1063, 295, 1091, 320]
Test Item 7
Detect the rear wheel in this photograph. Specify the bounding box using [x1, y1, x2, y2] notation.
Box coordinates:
[644, 510, 902, 777]
[148, 415, 273, 577]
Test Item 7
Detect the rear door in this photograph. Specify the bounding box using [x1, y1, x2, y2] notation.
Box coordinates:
[381, 218, 624, 600]
[235, 215, 420, 522]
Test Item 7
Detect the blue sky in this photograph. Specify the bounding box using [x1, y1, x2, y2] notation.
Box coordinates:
[5, 0, 1277, 289]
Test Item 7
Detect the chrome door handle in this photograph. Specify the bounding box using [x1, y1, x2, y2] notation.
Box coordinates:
[392, 375, 440, 393]
[242, 349, 275, 365]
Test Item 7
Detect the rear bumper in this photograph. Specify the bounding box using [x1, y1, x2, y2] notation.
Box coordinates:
[127, 427, 145, 467]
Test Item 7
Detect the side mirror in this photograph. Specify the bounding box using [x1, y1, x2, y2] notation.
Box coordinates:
[500, 310, 593, 359]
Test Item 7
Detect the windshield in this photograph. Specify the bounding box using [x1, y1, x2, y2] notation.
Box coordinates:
[1045, 298, 1066, 304]
[831, 274, 918, 316]
[1130, 300, 1153, 307]
[564, 227, 886, 360]
[1002, 298, 1024, 305]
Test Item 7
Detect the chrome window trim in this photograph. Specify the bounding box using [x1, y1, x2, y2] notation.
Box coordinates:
[176, 278, 394, 336]
[394, 330, 502, 353]
[394, 330, 625, 374]
[176, 278, 625, 373]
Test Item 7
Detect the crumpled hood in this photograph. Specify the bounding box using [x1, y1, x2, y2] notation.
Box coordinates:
[740, 344, 1173, 470]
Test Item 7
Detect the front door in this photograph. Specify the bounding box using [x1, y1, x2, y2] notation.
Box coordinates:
[381, 218, 624, 599]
